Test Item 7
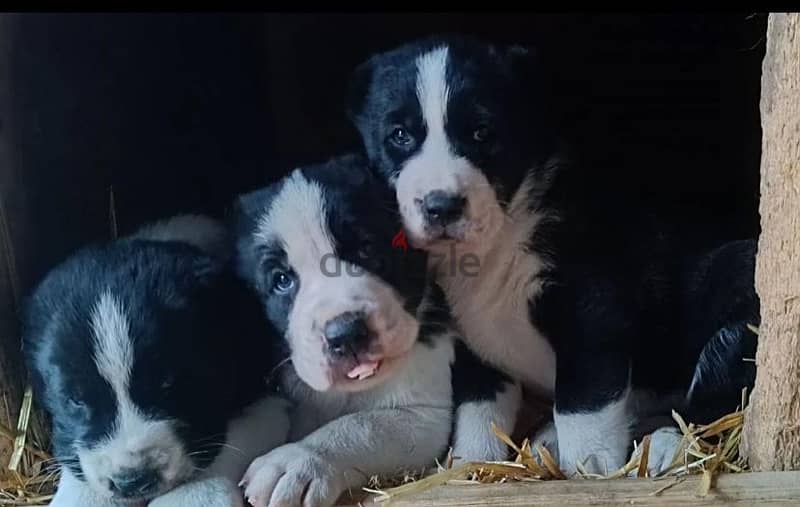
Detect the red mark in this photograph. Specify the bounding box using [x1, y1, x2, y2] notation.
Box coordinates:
[391, 229, 408, 252]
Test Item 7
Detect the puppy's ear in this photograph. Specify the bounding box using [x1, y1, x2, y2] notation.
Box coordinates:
[231, 184, 282, 233]
[229, 182, 283, 285]
[307, 153, 375, 191]
[345, 56, 377, 129]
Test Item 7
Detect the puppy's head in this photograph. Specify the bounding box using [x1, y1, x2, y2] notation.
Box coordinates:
[346, 35, 555, 253]
[24, 240, 264, 504]
[234, 154, 428, 393]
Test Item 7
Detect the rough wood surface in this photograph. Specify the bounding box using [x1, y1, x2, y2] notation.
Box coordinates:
[742, 13, 800, 471]
[345, 472, 800, 506]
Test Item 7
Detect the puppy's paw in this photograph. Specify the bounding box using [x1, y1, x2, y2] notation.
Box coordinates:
[148, 476, 243, 507]
[451, 427, 510, 463]
[240, 443, 344, 507]
[630, 426, 684, 477]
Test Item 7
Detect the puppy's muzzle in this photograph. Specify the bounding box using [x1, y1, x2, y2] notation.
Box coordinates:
[420, 190, 466, 227]
[324, 311, 371, 357]
[109, 467, 161, 500]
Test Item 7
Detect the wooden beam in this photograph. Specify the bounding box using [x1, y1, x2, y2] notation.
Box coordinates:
[742, 13, 800, 470]
[343, 472, 800, 506]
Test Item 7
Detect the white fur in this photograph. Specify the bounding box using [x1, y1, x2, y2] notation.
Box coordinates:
[257, 170, 420, 393]
[150, 397, 291, 507]
[396, 46, 506, 249]
[553, 388, 633, 476]
[49, 469, 119, 507]
[66, 292, 289, 504]
[451, 380, 522, 462]
[55, 396, 290, 507]
[204, 396, 292, 482]
[242, 338, 456, 507]
[90, 292, 133, 395]
[629, 426, 684, 477]
[81, 292, 194, 498]
[130, 214, 227, 258]
[395, 44, 557, 404]
[435, 173, 556, 398]
[148, 476, 244, 507]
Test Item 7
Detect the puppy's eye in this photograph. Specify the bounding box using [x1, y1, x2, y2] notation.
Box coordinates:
[271, 270, 295, 294]
[161, 375, 175, 391]
[389, 127, 413, 147]
[472, 125, 491, 143]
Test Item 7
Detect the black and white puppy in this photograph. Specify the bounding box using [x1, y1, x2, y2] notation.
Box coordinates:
[23, 215, 289, 507]
[232, 154, 517, 507]
[346, 35, 759, 476]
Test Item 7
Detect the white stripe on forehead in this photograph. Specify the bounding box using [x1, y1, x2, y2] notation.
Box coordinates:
[415, 46, 450, 138]
[91, 291, 134, 395]
[90, 291, 153, 432]
[256, 170, 335, 268]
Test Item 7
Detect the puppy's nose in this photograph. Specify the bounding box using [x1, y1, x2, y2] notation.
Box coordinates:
[110, 469, 160, 498]
[324, 312, 370, 356]
[422, 190, 466, 226]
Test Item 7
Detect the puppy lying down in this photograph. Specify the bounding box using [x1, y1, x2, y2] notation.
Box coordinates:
[23, 216, 289, 507]
[233, 153, 517, 507]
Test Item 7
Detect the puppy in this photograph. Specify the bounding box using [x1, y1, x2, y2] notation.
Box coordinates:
[23, 215, 289, 507]
[232, 154, 517, 507]
[346, 35, 759, 476]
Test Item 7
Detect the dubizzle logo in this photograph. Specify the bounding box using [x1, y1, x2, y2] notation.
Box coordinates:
[391, 229, 408, 253]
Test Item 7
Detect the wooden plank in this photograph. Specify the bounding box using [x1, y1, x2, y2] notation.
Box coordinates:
[341, 472, 800, 506]
[743, 12, 800, 471]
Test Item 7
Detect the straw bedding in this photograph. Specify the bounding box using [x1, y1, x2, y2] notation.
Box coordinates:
[0, 374, 750, 505]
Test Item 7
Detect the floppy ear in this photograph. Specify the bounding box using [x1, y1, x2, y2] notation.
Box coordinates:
[231, 184, 281, 234]
[345, 55, 377, 129]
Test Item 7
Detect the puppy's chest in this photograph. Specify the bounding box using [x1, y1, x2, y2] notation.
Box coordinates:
[282, 340, 455, 441]
[438, 245, 556, 397]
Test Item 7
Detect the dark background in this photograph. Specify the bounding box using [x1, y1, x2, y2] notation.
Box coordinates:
[7, 12, 767, 294]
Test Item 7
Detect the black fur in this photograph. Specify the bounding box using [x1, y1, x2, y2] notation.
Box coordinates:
[346, 34, 760, 430]
[23, 237, 280, 477]
[232, 154, 511, 442]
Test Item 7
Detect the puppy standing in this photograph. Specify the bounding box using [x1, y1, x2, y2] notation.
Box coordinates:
[346, 35, 759, 476]
[23, 216, 289, 507]
[233, 154, 516, 507]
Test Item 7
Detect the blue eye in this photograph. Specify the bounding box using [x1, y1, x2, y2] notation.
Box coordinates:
[389, 127, 413, 147]
[272, 271, 295, 294]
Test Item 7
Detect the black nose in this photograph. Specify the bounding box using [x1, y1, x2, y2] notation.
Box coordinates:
[422, 190, 466, 226]
[324, 312, 370, 356]
[110, 469, 160, 498]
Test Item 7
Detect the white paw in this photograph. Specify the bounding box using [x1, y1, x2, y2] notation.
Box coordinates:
[451, 436, 509, 463]
[148, 477, 243, 507]
[240, 443, 343, 507]
[631, 426, 684, 477]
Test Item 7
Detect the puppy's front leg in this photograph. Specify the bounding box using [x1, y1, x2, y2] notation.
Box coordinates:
[241, 406, 451, 507]
[554, 347, 633, 477]
[451, 380, 521, 462]
[450, 341, 521, 462]
[148, 476, 242, 507]
[204, 395, 291, 482]
[150, 396, 290, 507]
